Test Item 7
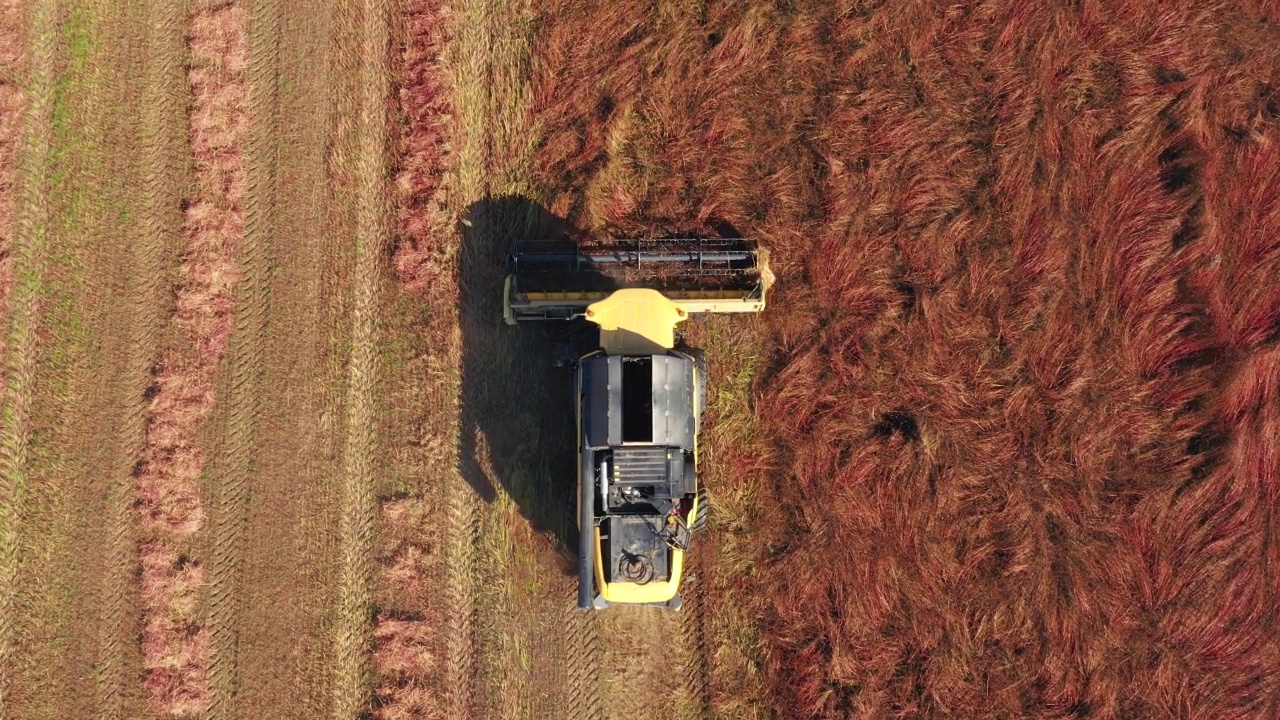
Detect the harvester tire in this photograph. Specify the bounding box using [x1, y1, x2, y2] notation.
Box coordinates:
[691, 485, 710, 533]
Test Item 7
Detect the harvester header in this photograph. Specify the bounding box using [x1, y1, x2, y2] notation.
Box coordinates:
[503, 238, 771, 324]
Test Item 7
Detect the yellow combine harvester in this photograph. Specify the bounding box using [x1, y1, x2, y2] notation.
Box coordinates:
[504, 239, 770, 609]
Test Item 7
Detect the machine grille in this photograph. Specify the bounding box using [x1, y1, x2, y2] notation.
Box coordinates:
[612, 446, 673, 485]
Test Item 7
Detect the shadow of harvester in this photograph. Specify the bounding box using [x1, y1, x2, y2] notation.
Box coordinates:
[456, 195, 588, 552]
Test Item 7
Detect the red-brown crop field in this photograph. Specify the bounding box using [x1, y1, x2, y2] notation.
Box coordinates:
[527, 2, 1280, 717]
[1, 1, 1278, 719]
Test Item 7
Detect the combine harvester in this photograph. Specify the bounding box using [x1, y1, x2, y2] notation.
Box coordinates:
[504, 238, 770, 609]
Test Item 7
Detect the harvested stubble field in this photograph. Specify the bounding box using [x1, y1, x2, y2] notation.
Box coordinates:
[1, 1, 1279, 719]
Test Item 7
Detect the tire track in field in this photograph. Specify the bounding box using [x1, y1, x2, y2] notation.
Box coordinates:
[439, 0, 484, 709]
[134, 0, 239, 715]
[0, 1, 53, 715]
[332, 0, 390, 716]
[444, 485, 480, 717]
[100, 0, 186, 716]
[205, 0, 279, 716]
[0, 0, 24, 355]
[444, 0, 542, 714]
[563, 608, 603, 720]
[679, 558, 713, 720]
[0, 0, 27, 539]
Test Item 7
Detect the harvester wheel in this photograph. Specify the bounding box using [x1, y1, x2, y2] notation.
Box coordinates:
[691, 485, 710, 533]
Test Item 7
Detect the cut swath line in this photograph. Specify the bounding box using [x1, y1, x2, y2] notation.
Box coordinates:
[0, 1, 53, 716]
[332, 0, 389, 716]
[132, 1, 248, 717]
[392, 0, 449, 294]
[135, 0, 248, 538]
[373, 0, 453, 713]
[204, 0, 278, 716]
[99, 0, 191, 716]
[371, 615, 435, 717]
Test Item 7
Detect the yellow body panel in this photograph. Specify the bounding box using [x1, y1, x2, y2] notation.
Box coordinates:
[504, 285, 768, 326]
[585, 288, 688, 354]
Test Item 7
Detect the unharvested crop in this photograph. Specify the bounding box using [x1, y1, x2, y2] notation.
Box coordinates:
[372, 497, 440, 719]
[531, 1, 1280, 717]
[376, 0, 451, 716]
[139, 543, 210, 719]
[372, 616, 437, 720]
[393, 0, 449, 297]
